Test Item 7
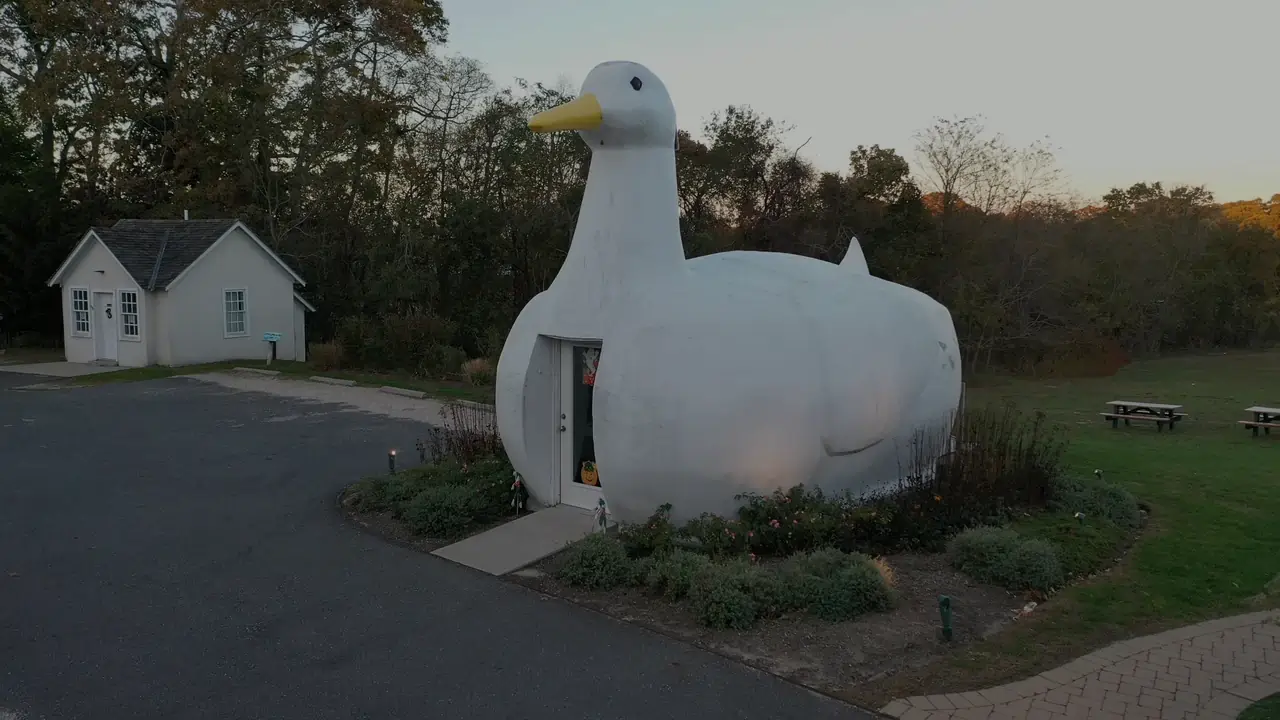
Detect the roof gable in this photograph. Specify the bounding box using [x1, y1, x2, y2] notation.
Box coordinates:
[45, 229, 138, 287]
[163, 220, 306, 290]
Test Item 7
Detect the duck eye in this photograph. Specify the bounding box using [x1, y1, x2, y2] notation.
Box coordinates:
[629, 76, 643, 91]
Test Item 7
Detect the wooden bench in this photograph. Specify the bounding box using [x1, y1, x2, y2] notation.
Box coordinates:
[1239, 406, 1280, 437]
[1102, 400, 1186, 432]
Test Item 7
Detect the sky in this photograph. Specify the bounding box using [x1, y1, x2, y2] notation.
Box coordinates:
[437, 0, 1279, 204]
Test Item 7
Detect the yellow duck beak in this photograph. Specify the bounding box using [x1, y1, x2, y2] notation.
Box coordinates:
[529, 93, 603, 132]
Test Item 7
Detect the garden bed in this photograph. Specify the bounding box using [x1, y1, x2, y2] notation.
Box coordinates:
[506, 406, 1146, 701]
[507, 483, 1142, 701]
[511, 550, 1024, 692]
[339, 400, 1147, 703]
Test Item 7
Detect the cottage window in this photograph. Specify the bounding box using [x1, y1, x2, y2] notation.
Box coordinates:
[119, 290, 140, 339]
[71, 288, 91, 336]
[224, 289, 248, 336]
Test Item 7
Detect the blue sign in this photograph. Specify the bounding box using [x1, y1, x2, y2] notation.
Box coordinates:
[263, 332, 282, 342]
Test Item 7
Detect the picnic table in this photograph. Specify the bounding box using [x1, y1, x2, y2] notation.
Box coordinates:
[1101, 400, 1186, 432]
[1239, 406, 1280, 437]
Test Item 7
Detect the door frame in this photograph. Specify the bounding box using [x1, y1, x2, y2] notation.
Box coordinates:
[556, 339, 604, 510]
[92, 290, 119, 362]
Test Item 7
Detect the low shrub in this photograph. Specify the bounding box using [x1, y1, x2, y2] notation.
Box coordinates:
[461, 357, 496, 386]
[1049, 473, 1142, 529]
[735, 486, 846, 556]
[628, 556, 658, 587]
[308, 341, 344, 371]
[557, 534, 632, 590]
[679, 513, 751, 558]
[334, 310, 459, 376]
[617, 504, 678, 558]
[682, 549, 895, 629]
[424, 345, 469, 379]
[736, 565, 796, 620]
[947, 526, 1022, 578]
[947, 526, 1065, 592]
[555, 536, 898, 630]
[346, 474, 393, 513]
[688, 561, 761, 630]
[346, 456, 513, 540]
[784, 549, 895, 621]
[870, 556, 897, 589]
[1001, 539, 1065, 592]
[348, 463, 448, 514]
[403, 484, 482, 538]
[645, 550, 712, 600]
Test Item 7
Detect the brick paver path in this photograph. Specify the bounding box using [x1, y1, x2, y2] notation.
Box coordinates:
[880, 610, 1280, 720]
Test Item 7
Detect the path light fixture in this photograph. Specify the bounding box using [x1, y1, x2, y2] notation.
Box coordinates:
[415, 438, 426, 463]
[939, 595, 953, 642]
[388, 449, 397, 475]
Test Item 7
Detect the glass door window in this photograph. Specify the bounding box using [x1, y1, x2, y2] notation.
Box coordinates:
[560, 342, 603, 508]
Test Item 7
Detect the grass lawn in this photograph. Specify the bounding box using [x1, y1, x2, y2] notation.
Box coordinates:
[0, 347, 65, 364]
[57, 357, 493, 404]
[857, 349, 1280, 705]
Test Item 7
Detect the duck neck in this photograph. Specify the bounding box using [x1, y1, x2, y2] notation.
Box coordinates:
[550, 147, 685, 314]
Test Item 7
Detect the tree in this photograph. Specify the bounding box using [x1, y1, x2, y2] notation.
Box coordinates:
[0, 87, 48, 339]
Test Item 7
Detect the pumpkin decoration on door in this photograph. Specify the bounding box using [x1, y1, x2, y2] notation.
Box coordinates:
[580, 461, 599, 486]
[582, 347, 600, 386]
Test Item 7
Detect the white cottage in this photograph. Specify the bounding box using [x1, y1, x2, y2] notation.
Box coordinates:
[46, 219, 314, 367]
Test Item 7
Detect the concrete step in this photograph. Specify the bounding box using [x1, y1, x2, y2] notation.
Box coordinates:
[432, 504, 605, 576]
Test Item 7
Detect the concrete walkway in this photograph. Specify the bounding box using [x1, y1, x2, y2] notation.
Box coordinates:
[433, 504, 602, 575]
[0, 361, 120, 377]
[881, 610, 1280, 720]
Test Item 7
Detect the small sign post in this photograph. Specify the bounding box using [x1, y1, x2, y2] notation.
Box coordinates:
[262, 332, 282, 365]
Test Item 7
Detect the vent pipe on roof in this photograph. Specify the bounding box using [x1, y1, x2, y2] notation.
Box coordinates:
[183, 209, 189, 220]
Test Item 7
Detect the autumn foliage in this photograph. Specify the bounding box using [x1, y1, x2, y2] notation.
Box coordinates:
[1, 3, 1276, 374]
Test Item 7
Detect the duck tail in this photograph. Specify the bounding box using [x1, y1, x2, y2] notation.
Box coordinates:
[839, 235, 869, 275]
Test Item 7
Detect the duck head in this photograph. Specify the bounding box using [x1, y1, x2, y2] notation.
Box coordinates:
[529, 61, 676, 150]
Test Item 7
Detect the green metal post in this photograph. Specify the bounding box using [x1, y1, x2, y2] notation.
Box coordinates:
[939, 595, 953, 642]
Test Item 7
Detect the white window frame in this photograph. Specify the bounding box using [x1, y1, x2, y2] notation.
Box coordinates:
[223, 288, 249, 338]
[118, 288, 141, 341]
[70, 287, 91, 337]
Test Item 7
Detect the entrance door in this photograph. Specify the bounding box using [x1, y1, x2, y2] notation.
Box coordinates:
[93, 291, 118, 363]
[559, 341, 603, 509]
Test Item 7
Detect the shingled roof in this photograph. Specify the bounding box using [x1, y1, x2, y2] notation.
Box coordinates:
[58, 219, 303, 291]
[88, 219, 234, 290]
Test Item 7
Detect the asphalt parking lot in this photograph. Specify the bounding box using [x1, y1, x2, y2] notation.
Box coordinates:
[0, 374, 874, 720]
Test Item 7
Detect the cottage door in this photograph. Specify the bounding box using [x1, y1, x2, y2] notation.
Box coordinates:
[93, 291, 118, 362]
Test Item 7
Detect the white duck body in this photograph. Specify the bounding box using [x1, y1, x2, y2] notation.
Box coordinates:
[495, 59, 962, 523]
[593, 250, 962, 525]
